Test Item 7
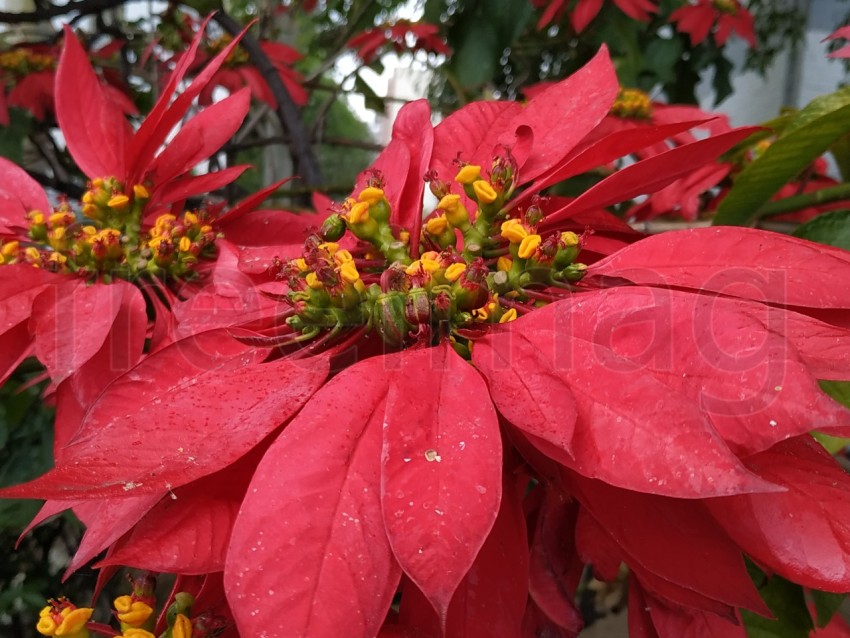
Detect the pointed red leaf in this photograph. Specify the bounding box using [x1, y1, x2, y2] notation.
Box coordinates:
[590, 227, 850, 309]
[398, 476, 529, 638]
[150, 165, 250, 211]
[217, 178, 291, 224]
[628, 578, 661, 638]
[544, 127, 759, 226]
[148, 88, 250, 185]
[523, 287, 850, 456]
[646, 595, 747, 638]
[567, 471, 769, 615]
[225, 356, 401, 638]
[0, 331, 328, 499]
[0, 322, 32, 385]
[473, 334, 576, 456]
[482, 319, 775, 497]
[381, 344, 503, 618]
[56, 26, 130, 178]
[0, 157, 51, 229]
[498, 46, 619, 183]
[706, 436, 850, 592]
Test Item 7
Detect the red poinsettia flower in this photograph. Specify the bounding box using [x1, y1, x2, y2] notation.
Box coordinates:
[7, 45, 850, 638]
[0, 40, 134, 126]
[535, 0, 657, 32]
[347, 20, 451, 63]
[825, 26, 850, 58]
[670, 0, 757, 48]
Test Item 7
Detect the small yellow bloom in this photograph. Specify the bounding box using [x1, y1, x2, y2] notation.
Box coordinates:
[444, 262, 467, 283]
[133, 184, 150, 199]
[294, 258, 309, 272]
[92, 178, 104, 189]
[454, 164, 481, 184]
[497, 256, 513, 272]
[518, 234, 542, 259]
[424, 214, 449, 235]
[49, 212, 71, 226]
[25, 246, 41, 261]
[173, 613, 192, 638]
[28, 210, 45, 225]
[81, 191, 95, 205]
[560, 231, 580, 246]
[499, 308, 518, 323]
[108, 194, 130, 209]
[358, 187, 385, 206]
[48, 252, 67, 264]
[305, 272, 323, 289]
[1, 241, 19, 257]
[472, 180, 497, 204]
[333, 249, 353, 265]
[178, 236, 192, 252]
[348, 201, 370, 225]
[399, 230, 410, 245]
[405, 260, 422, 276]
[114, 596, 153, 628]
[319, 242, 339, 255]
[500, 219, 528, 244]
[183, 211, 199, 226]
[339, 260, 360, 284]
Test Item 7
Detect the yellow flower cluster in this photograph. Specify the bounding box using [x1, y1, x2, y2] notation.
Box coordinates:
[610, 87, 653, 120]
[0, 47, 55, 76]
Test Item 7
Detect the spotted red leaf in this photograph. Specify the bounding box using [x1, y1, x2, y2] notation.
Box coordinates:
[706, 436, 850, 592]
[225, 357, 400, 638]
[0, 332, 328, 499]
[381, 344, 502, 619]
[590, 227, 850, 309]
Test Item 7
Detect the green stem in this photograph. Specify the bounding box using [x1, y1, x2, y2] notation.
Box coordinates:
[758, 183, 850, 218]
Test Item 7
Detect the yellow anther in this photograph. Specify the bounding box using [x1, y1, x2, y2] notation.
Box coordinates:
[173, 613, 192, 638]
[1, 241, 19, 257]
[92, 178, 104, 188]
[28, 210, 45, 225]
[200, 225, 213, 234]
[95, 229, 120, 242]
[36, 615, 57, 635]
[421, 251, 440, 261]
[421, 257, 440, 273]
[500, 219, 528, 243]
[178, 236, 192, 252]
[399, 230, 410, 245]
[108, 194, 130, 209]
[305, 272, 323, 289]
[155, 214, 176, 229]
[121, 630, 156, 638]
[133, 184, 150, 199]
[405, 260, 422, 276]
[499, 308, 518, 323]
[444, 262, 467, 282]
[25, 246, 41, 261]
[358, 187, 385, 205]
[183, 211, 199, 226]
[0, 254, 5, 265]
[294, 258, 309, 272]
[438, 194, 460, 212]
[339, 260, 360, 284]
[560, 231, 580, 246]
[50, 227, 66, 241]
[473, 306, 490, 321]
[51, 606, 92, 637]
[81, 225, 97, 237]
[48, 212, 71, 226]
[333, 249, 353, 265]
[348, 201, 370, 224]
[82, 204, 97, 218]
[611, 88, 652, 119]
[354, 279, 366, 293]
[497, 256, 513, 272]
[114, 597, 153, 627]
[81, 191, 94, 205]
[518, 234, 542, 259]
[424, 214, 449, 235]
[454, 164, 481, 184]
[148, 236, 167, 251]
[472, 180, 498, 204]
[48, 252, 67, 264]
[319, 242, 339, 255]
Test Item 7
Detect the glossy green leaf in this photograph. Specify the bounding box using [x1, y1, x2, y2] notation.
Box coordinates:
[741, 572, 812, 638]
[811, 590, 846, 628]
[714, 101, 850, 225]
[793, 210, 850, 251]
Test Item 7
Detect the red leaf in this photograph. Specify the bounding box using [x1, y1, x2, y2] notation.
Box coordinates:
[0, 331, 328, 499]
[473, 332, 577, 456]
[0, 322, 32, 385]
[646, 595, 746, 638]
[492, 318, 775, 497]
[589, 227, 850, 309]
[523, 287, 850, 456]
[225, 356, 401, 638]
[628, 578, 660, 638]
[544, 127, 760, 225]
[706, 436, 850, 592]
[150, 165, 250, 211]
[497, 46, 618, 183]
[0, 159, 51, 232]
[56, 26, 130, 178]
[381, 344, 503, 619]
[148, 88, 250, 185]
[567, 472, 770, 615]
[30, 280, 132, 386]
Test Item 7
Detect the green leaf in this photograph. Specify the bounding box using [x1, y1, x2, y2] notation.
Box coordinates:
[0, 110, 28, 164]
[831, 133, 850, 183]
[712, 53, 735, 105]
[742, 573, 814, 638]
[642, 38, 683, 85]
[785, 85, 850, 135]
[793, 210, 850, 251]
[819, 380, 850, 408]
[810, 590, 846, 628]
[354, 74, 386, 114]
[713, 102, 850, 225]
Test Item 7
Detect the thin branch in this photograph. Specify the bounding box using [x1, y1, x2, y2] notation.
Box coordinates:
[226, 134, 384, 153]
[0, 0, 128, 24]
[212, 10, 323, 192]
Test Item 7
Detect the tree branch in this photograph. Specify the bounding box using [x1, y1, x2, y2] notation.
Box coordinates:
[212, 11, 323, 192]
[0, 0, 127, 24]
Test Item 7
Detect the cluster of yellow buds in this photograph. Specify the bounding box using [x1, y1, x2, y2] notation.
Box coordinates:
[206, 34, 249, 65]
[37, 598, 93, 638]
[1, 176, 219, 282]
[712, 0, 739, 15]
[37, 574, 225, 638]
[0, 47, 55, 76]
[610, 87, 653, 120]
[277, 150, 585, 352]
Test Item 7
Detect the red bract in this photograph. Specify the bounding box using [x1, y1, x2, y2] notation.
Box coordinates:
[535, 0, 657, 32]
[670, 0, 757, 48]
[6, 43, 850, 638]
[826, 26, 850, 58]
[346, 21, 450, 63]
